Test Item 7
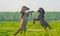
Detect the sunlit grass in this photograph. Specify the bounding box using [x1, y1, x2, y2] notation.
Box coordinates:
[0, 21, 60, 36]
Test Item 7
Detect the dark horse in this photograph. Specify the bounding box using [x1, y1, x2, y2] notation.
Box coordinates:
[33, 7, 51, 30]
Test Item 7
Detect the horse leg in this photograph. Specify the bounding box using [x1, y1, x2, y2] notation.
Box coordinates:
[33, 19, 39, 24]
[44, 23, 51, 30]
[14, 18, 24, 36]
[33, 19, 35, 24]
[46, 24, 51, 29]
[14, 28, 22, 36]
[39, 19, 51, 30]
[23, 28, 26, 36]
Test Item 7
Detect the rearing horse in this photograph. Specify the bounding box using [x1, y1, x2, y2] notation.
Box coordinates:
[14, 6, 34, 36]
[33, 7, 51, 30]
[14, 6, 30, 36]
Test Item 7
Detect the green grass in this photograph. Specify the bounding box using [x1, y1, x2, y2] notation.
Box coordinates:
[0, 21, 60, 36]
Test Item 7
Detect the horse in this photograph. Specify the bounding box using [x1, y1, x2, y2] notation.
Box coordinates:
[14, 6, 34, 36]
[33, 7, 51, 30]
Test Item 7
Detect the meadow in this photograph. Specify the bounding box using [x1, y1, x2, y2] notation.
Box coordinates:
[0, 12, 60, 36]
[0, 21, 60, 36]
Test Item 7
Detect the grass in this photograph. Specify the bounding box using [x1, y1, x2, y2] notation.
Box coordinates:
[0, 21, 60, 36]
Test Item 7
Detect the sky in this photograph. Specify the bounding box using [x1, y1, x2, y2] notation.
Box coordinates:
[0, 0, 60, 12]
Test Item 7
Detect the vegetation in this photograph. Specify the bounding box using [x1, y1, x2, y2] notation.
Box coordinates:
[0, 12, 60, 21]
[0, 12, 60, 36]
[0, 21, 60, 36]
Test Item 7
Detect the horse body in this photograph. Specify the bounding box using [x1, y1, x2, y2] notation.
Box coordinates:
[33, 7, 51, 30]
[14, 6, 30, 36]
[20, 13, 28, 31]
[14, 6, 34, 36]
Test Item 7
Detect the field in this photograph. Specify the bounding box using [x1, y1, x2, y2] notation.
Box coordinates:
[0, 21, 60, 36]
[0, 12, 60, 36]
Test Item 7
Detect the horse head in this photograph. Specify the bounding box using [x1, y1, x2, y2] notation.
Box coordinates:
[20, 6, 30, 13]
